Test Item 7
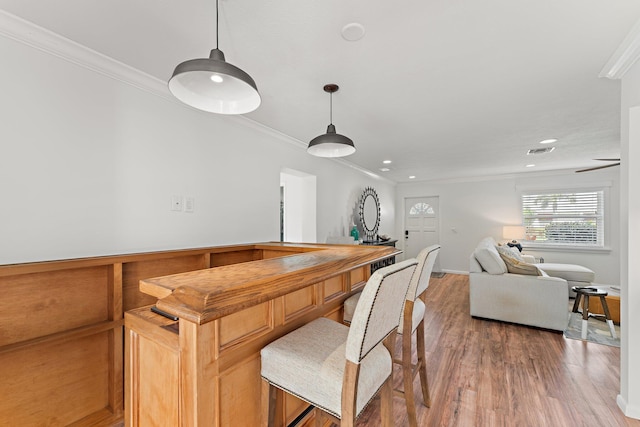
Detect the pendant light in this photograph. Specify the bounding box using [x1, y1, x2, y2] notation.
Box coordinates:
[168, 0, 261, 115]
[307, 84, 356, 158]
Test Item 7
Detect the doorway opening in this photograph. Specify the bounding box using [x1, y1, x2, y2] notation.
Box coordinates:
[280, 168, 317, 243]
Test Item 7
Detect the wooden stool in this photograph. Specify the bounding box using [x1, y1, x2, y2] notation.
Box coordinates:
[571, 286, 616, 340]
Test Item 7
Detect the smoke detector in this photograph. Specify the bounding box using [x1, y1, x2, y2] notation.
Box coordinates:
[342, 23, 366, 41]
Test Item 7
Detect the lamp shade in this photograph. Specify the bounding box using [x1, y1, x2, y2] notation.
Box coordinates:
[307, 124, 356, 158]
[168, 49, 261, 115]
[502, 225, 526, 240]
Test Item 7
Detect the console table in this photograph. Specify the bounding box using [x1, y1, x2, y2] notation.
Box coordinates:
[361, 239, 398, 273]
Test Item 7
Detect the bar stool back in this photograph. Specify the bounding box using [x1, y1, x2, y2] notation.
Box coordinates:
[260, 259, 418, 427]
[343, 244, 441, 427]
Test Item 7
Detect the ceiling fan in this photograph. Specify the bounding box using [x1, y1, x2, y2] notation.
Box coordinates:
[576, 158, 620, 173]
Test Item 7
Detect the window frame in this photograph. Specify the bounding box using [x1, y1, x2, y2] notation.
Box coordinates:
[520, 186, 610, 251]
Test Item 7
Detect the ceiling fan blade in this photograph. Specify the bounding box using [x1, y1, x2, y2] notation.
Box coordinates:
[575, 162, 620, 173]
[593, 158, 620, 161]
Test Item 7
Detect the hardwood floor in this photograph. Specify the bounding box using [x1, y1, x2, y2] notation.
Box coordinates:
[352, 273, 640, 427]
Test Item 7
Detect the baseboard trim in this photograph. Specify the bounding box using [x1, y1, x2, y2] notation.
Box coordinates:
[617, 394, 640, 420]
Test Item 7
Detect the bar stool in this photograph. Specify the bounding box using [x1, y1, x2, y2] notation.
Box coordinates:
[260, 259, 418, 427]
[343, 244, 441, 427]
[571, 286, 617, 340]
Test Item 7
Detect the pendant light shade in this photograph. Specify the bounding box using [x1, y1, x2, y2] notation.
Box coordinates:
[307, 84, 356, 158]
[168, 0, 260, 115]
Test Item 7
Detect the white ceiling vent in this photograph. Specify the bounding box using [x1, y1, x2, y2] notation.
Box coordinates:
[527, 146, 556, 155]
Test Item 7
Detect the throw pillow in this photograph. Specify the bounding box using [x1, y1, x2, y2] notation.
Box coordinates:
[496, 244, 523, 261]
[474, 242, 508, 274]
[499, 253, 542, 276]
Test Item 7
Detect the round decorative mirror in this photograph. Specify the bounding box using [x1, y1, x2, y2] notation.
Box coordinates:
[358, 187, 380, 241]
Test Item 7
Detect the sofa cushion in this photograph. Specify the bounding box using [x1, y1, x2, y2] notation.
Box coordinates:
[496, 244, 523, 261]
[499, 253, 542, 276]
[473, 237, 508, 274]
[535, 263, 595, 283]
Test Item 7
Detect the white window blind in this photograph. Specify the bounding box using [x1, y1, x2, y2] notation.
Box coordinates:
[521, 190, 604, 247]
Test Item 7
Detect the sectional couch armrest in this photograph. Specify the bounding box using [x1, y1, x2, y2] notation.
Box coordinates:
[521, 254, 536, 263]
[469, 272, 569, 331]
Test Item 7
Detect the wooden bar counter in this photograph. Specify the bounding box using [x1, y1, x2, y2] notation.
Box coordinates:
[125, 242, 399, 427]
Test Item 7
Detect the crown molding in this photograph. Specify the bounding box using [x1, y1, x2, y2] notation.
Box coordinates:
[600, 18, 640, 79]
[0, 9, 169, 97]
[0, 9, 389, 183]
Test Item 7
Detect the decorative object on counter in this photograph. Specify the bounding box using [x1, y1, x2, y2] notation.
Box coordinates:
[168, 0, 260, 114]
[307, 84, 356, 157]
[350, 224, 360, 242]
[359, 186, 380, 241]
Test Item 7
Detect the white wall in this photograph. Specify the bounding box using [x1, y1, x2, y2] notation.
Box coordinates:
[0, 32, 395, 264]
[395, 169, 621, 286]
[618, 56, 640, 419]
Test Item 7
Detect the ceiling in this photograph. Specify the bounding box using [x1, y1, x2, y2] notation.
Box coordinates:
[2, 0, 639, 183]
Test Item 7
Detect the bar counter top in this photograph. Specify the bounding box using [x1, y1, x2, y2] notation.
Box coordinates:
[142, 242, 400, 325]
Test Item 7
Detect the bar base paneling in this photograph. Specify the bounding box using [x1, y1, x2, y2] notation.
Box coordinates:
[125, 243, 399, 426]
[0, 242, 397, 425]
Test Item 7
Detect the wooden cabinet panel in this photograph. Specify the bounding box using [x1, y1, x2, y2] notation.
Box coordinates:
[323, 275, 345, 303]
[350, 267, 366, 291]
[324, 306, 342, 323]
[283, 285, 317, 321]
[0, 332, 109, 426]
[123, 255, 206, 311]
[219, 302, 273, 351]
[285, 393, 310, 425]
[137, 335, 180, 427]
[0, 266, 109, 346]
[211, 250, 260, 267]
[218, 355, 262, 427]
[262, 249, 299, 259]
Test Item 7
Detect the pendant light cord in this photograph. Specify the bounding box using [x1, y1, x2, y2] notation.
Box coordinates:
[215, 0, 219, 49]
[329, 92, 333, 125]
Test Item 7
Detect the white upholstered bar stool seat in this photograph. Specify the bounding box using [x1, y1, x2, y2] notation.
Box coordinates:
[260, 317, 389, 418]
[342, 244, 441, 427]
[260, 259, 418, 427]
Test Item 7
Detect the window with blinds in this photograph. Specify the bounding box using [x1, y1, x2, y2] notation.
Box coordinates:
[521, 190, 604, 247]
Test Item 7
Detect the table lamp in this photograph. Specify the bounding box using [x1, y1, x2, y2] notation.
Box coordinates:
[503, 225, 526, 252]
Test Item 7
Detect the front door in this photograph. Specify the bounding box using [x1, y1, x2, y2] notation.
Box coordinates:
[404, 196, 440, 260]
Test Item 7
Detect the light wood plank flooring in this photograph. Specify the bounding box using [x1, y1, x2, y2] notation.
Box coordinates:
[352, 273, 640, 426]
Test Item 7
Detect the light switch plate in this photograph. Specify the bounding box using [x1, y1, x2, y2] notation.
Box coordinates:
[171, 195, 183, 211]
[184, 196, 195, 213]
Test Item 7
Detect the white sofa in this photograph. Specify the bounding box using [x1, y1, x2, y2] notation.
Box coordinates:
[469, 237, 569, 331]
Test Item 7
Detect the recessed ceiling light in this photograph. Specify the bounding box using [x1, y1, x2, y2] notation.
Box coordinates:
[409, 175, 416, 179]
[380, 168, 390, 172]
[341, 23, 366, 41]
[526, 164, 536, 168]
[539, 139, 557, 144]
[383, 160, 392, 164]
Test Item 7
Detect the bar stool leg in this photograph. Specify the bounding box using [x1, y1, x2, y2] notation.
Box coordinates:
[600, 296, 617, 339]
[581, 295, 590, 340]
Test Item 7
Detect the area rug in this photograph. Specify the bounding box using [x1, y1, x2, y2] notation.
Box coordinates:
[564, 311, 620, 347]
[431, 272, 446, 278]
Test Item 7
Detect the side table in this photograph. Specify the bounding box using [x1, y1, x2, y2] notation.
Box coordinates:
[583, 285, 620, 324]
[571, 286, 617, 340]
